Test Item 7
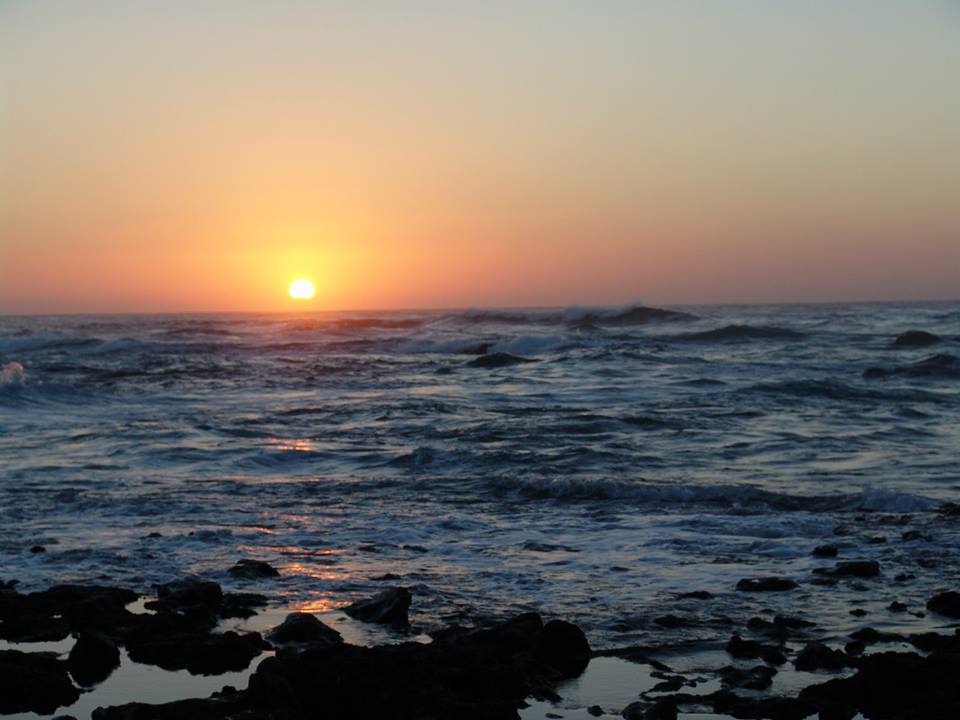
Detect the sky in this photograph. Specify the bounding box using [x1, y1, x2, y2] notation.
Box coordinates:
[1, 0, 959, 313]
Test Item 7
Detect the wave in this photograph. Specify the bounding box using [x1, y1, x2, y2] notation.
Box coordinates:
[457, 303, 693, 326]
[864, 353, 960, 380]
[486, 476, 937, 513]
[746, 379, 946, 403]
[334, 318, 424, 331]
[670, 324, 806, 342]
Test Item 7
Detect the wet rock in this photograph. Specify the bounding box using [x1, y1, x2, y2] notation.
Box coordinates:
[0, 650, 80, 715]
[720, 664, 778, 691]
[343, 587, 411, 625]
[268, 612, 343, 646]
[816, 561, 880, 579]
[535, 619, 591, 678]
[653, 614, 690, 629]
[67, 631, 120, 686]
[800, 650, 960, 719]
[725, 635, 786, 665]
[676, 590, 712, 600]
[907, 632, 960, 653]
[848, 627, 901, 645]
[467, 352, 536, 369]
[736, 577, 798, 592]
[794, 642, 854, 672]
[371, 573, 402, 581]
[926, 590, 960, 618]
[746, 616, 815, 643]
[219, 592, 269, 619]
[154, 579, 222, 614]
[29, 545, 46, 553]
[812, 545, 838, 558]
[888, 601, 908, 612]
[849, 608, 868, 617]
[126, 629, 270, 675]
[587, 705, 604, 717]
[893, 330, 941, 347]
[228, 559, 280, 580]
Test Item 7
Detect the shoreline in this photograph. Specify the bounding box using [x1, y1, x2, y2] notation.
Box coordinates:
[2, 565, 959, 720]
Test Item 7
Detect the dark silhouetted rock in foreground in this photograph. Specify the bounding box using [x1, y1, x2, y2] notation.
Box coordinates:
[125, 629, 270, 675]
[67, 631, 120, 686]
[268, 612, 343, 646]
[228, 559, 280, 580]
[726, 635, 786, 665]
[0, 650, 80, 715]
[93, 612, 591, 720]
[926, 591, 960, 619]
[736, 577, 798, 592]
[535, 619, 591, 678]
[800, 650, 960, 720]
[154, 579, 222, 614]
[467, 352, 536, 369]
[793, 642, 854, 672]
[343, 587, 411, 625]
[893, 330, 941, 347]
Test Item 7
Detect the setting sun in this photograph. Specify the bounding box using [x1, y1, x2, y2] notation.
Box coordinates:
[288, 279, 315, 300]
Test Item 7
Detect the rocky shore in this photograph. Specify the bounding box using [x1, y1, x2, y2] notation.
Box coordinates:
[2, 567, 959, 720]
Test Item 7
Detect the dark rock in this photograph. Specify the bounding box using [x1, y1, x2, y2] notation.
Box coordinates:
[677, 590, 713, 600]
[812, 545, 838, 558]
[926, 591, 960, 618]
[908, 632, 960, 653]
[893, 330, 941, 347]
[0, 650, 80, 715]
[29, 545, 46, 553]
[228, 559, 280, 580]
[725, 635, 786, 665]
[654, 614, 690, 629]
[849, 608, 868, 617]
[126, 629, 270, 675]
[467, 352, 536, 369]
[67, 631, 120, 686]
[747, 616, 815, 643]
[155, 579, 223, 614]
[719, 664, 777, 690]
[848, 627, 901, 645]
[736, 577, 798, 592]
[794, 642, 854, 672]
[343, 587, 411, 625]
[535, 619, 591, 678]
[268, 612, 343, 646]
[800, 650, 960, 719]
[816, 561, 880, 579]
[888, 601, 908, 612]
[587, 705, 604, 717]
[219, 592, 269, 619]
[371, 573, 402, 581]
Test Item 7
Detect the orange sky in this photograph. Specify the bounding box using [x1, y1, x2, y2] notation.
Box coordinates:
[2, 1, 959, 313]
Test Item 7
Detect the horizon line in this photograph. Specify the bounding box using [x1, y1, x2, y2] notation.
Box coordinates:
[1, 296, 958, 319]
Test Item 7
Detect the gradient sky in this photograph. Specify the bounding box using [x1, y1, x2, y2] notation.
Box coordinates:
[2, 0, 958, 313]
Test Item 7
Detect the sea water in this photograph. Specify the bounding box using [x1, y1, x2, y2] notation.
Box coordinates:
[2, 302, 959, 658]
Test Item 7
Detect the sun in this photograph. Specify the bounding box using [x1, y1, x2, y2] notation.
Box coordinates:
[288, 278, 315, 300]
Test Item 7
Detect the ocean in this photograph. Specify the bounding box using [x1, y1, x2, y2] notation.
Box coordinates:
[2, 301, 959, 659]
